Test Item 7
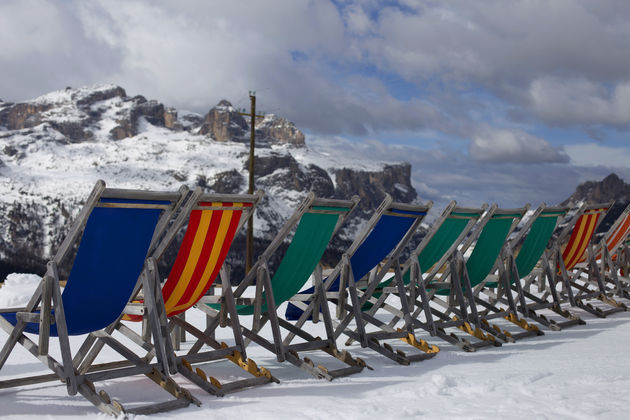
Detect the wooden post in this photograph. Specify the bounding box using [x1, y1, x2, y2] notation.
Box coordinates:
[246, 93, 256, 274]
[238, 93, 265, 274]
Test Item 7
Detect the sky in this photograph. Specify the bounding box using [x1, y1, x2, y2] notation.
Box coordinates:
[1, 0, 629, 207]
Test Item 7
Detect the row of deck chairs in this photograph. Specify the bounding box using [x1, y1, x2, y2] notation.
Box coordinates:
[1, 180, 630, 416]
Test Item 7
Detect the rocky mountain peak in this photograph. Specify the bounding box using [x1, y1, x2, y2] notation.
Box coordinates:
[562, 172, 630, 235]
[216, 99, 235, 109]
[197, 100, 306, 146]
[198, 99, 248, 141]
[562, 172, 630, 206]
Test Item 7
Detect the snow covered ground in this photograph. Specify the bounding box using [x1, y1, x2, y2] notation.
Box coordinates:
[1, 274, 630, 419]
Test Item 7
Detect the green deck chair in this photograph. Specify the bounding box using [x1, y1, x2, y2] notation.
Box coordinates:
[417, 205, 528, 351]
[194, 193, 367, 381]
[473, 205, 581, 335]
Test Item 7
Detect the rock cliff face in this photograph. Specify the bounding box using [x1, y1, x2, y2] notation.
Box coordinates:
[0, 85, 418, 279]
[198, 100, 249, 141]
[255, 115, 306, 146]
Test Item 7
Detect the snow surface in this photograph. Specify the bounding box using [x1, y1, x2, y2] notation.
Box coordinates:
[0, 273, 41, 308]
[1, 278, 630, 420]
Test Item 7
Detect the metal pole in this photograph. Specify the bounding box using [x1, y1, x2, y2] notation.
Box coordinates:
[246, 93, 256, 273]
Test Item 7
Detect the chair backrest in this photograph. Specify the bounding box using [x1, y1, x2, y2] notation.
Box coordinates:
[347, 200, 431, 284]
[160, 193, 261, 317]
[513, 207, 567, 278]
[560, 203, 610, 271]
[591, 203, 630, 261]
[237, 194, 358, 315]
[36, 186, 181, 336]
[416, 204, 486, 276]
[465, 208, 527, 287]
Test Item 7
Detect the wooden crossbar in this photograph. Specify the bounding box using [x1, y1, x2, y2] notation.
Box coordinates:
[96, 203, 172, 210]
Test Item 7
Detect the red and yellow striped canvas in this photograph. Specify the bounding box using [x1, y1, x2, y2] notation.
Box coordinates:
[125, 201, 250, 321]
[561, 208, 606, 271]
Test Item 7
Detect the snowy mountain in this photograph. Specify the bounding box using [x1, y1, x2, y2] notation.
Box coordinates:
[0, 85, 418, 278]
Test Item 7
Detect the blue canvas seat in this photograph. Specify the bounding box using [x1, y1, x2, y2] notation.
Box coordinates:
[0, 181, 200, 416]
[2, 197, 165, 336]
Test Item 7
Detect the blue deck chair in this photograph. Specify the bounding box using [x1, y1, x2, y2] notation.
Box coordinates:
[287, 195, 439, 365]
[73, 189, 278, 398]
[0, 181, 199, 416]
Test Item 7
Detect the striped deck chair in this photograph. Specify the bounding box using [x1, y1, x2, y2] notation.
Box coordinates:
[194, 193, 368, 381]
[287, 196, 439, 365]
[543, 202, 627, 318]
[0, 181, 200, 417]
[76, 189, 276, 397]
[417, 205, 529, 351]
[473, 205, 581, 334]
[573, 203, 630, 300]
[346, 202, 491, 352]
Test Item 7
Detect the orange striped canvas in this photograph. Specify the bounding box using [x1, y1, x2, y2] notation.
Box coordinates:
[125, 201, 250, 321]
[561, 207, 607, 271]
[595, 211, 630, 261]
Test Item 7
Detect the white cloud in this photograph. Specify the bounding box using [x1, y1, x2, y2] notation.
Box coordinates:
[306, 135, 630, 209]
[3, 0, 630, 137]
[469, 127, 568, 163]
[343, 4, 372, 35]
[566, 143, 630, 168]
[529, 77, 630, 127]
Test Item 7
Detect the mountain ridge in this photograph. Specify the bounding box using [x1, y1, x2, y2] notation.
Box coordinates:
[0, 84, 418, 278]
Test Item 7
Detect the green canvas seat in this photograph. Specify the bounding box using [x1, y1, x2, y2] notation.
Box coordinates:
[472, 206, 573, 337]
[406, 205, 528, 351]
[235, 209, 343, 316]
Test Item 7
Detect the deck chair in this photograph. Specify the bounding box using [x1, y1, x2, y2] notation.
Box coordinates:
[74, 189, 278, 397]
[613, 237, 630, 289]
[472, 205, 576, 334]
[286, 196, 440, 365]
[0, 181, 200, 416]
[535, 202, 627, 318]
[344, 202, 491, 352]
[193, 193, 368, 381]
[571, 203, 630, 300]
[410, 205, 529, 351]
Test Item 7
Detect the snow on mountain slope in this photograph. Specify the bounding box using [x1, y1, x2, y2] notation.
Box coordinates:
[0, 85, 418, 277]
